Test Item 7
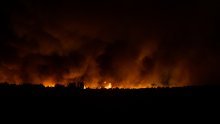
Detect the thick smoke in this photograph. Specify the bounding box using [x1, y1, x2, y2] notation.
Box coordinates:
[0, 0, 219, 88]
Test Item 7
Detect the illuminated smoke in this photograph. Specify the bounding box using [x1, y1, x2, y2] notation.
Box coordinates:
[0, 1, 219, 88]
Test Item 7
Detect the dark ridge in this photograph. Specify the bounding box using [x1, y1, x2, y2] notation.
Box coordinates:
[0, 82, 220, 98]
[1, 82, 220, 115]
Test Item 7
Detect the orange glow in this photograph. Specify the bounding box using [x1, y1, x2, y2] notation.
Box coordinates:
[83, 85, 87, 89]
[81, 79, 181, 89]
[43, 80, 55, 87]
[104, 81, 112, 89]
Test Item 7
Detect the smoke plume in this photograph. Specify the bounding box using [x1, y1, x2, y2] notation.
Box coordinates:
[0, 0, 219, 88]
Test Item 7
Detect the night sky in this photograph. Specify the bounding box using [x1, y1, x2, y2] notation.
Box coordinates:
[0, 0, 219, 88]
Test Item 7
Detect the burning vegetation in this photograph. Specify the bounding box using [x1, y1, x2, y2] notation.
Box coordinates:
[0, 0, 219, 88]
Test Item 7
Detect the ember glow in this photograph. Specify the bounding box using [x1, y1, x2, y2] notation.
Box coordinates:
[104, 81, 112, 89]
[0, 0, 219, 88]
[43, 80, 55, 88]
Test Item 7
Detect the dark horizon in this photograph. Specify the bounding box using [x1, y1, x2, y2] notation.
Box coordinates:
[0, 82, 220, 106]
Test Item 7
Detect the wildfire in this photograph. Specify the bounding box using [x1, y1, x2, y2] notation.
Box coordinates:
[83, 85, 87, 89]
[40, 79, 173, 89]
[104, 81, 112, 89]
[43, 80, 55, 87]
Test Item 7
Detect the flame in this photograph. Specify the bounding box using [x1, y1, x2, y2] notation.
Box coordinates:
[43, 80, 55, 87]
[104, 81, 112, 89]
[83, 85, 87, 89]
[28, 77, 181, 89]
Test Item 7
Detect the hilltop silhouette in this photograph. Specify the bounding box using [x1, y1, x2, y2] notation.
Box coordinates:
[0, 82, 220, 97]
[1, 82, 220, 114]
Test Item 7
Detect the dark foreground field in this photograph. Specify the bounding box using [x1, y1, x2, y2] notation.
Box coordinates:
[0, 84, 220, 120]
[0, 83, 220, 105]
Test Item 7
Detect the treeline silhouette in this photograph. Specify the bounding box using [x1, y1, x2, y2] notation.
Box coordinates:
[0, 82, 220, 97]
[0, 82, 85, 96]
[1, 82, 220, 111]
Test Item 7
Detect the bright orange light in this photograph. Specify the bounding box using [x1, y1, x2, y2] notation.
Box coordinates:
[83, 85, 87, 89]
[43, 80, 55, 87]
[104, 81, 112, 89]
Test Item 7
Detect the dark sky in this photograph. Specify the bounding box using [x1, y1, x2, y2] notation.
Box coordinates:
[0, 0, 219, 88]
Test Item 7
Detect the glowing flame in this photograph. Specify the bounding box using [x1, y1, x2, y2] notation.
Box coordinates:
[84, 85, 87, 89]
[43, 80, 55, 87]
[104, 81, 112, 89]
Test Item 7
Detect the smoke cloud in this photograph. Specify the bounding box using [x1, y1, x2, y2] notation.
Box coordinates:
[0, 0, 219, 88]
